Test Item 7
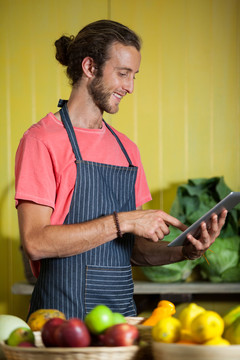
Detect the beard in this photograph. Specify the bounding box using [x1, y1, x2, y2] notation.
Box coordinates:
[88, 75, 119, 114]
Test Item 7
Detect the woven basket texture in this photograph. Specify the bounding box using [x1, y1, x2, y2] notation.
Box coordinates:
[152, 341, 240, 360]
[1, 343, 140, 360]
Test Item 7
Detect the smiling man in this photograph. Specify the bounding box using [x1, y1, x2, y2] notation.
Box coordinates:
[15, 20, 227, 321]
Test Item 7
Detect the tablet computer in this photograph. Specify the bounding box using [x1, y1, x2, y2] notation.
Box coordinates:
[167, 191, 240, 247]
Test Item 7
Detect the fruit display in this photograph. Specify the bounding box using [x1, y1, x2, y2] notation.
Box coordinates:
[2, 302, 240, 360]
[143, 301, 240, 346]
[1, 305, 139, 351]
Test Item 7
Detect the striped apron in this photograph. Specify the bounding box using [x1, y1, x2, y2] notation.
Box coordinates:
[27, 101, 138, 320]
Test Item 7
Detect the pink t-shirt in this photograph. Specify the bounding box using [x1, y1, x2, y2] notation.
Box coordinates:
[15, 112, 152, 225]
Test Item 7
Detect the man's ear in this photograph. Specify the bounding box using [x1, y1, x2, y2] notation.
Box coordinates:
[82, 57, 97, 78]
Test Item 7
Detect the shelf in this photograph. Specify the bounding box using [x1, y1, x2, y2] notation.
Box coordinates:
[11, 281, 240, 296]
[133, 281, 240, 294]
[11, 282, 34, 295]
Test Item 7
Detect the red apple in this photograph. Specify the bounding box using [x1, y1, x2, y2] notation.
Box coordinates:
[41, 317, 65, 347]
[102, 323, 139, 346]
[54, 318, 91, 347]
[18, 342, 36, 347]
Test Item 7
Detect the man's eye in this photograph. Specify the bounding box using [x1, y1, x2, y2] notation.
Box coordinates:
[119, 72, 127, 77]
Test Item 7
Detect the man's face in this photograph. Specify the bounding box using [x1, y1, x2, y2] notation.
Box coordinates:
[88, 42, 141, 114]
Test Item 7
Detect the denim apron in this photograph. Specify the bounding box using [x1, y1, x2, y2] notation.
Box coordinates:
[27, 101, 138, 320]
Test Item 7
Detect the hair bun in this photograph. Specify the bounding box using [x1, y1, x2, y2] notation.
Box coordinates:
[55, 35, 74, 66]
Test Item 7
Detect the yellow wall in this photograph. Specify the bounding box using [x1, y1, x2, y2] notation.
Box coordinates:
[1, 0, 239, 319]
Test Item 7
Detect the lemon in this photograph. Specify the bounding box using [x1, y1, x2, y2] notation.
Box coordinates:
[224, 317, 240, 344]
[152, 316, 181, 343]
[180, 329, 193, 342]
[203, 336, 230, 346]
[191, 310, 224, 343]
[178, 303, 205, 330]
[223, 305, 240, 328]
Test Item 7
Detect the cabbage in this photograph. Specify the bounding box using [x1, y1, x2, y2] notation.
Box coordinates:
[200, 236, 240, 282]
[141, 177, 240, 283]
[141, 225, 203, 283]
[141, 261, 197, 283]
[170, 177, 240, 237]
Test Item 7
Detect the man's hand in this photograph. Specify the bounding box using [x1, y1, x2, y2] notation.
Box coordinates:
[182, 210, 228, 260]
[120, 209, 187, 242]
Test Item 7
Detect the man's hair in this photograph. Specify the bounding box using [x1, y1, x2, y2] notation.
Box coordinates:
[54, 19, 142, 86]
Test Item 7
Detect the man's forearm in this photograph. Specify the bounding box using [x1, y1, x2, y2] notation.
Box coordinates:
[131, 236, 185, 266]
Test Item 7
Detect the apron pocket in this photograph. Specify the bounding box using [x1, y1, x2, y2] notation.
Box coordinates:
[85, 264, 137, 317]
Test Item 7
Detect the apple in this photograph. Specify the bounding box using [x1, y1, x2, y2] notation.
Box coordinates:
[54, 318, 91, 347]
[84, 305, 113, 335]
[41, 317, 65, 347]
[0, 315, 30, 342]
[7, 327, 35, 346]
[112, 312, 126, 325]
[18, 342, 36, 347]
[102, 323, 139, 346]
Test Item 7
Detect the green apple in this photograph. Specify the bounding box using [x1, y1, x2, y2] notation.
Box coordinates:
[112, 312, 126, 325]
[7, 327, 35, 346]
[85, 305, 113, 334]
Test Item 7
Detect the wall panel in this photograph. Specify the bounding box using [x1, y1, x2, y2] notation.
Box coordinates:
[0, 0, 239, 318]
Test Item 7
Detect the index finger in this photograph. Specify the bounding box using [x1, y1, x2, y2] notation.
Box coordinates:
[159, 212, 188, 232]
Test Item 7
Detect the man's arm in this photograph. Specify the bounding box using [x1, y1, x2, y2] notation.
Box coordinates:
[131, 207, 228, 266]
[17, 200, 187, 261]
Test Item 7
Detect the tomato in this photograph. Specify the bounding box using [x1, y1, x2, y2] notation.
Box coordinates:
[84, 305, 113, 334]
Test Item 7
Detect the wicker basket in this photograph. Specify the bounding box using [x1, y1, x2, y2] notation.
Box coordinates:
[152, 341, 240, 360]
[0, 342, 141, 360]
[0, 318, 153, 360]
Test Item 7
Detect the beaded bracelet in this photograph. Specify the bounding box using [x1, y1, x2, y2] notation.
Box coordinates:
[113, 211, 123, 238]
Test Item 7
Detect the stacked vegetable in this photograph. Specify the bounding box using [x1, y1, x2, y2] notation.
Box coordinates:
[142, 177, 240, 283]
[143, 300, 240, 345]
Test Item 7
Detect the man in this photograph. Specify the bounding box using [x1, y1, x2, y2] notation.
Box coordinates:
[15, 20, 227, 320]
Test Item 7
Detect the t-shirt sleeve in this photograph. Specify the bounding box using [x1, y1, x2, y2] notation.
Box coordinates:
[15, 135, 56, 209]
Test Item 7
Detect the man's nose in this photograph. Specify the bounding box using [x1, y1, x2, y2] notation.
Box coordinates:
[123, 78, 134, 94]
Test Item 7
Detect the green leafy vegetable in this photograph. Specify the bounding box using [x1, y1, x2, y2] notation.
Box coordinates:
[141, 176, 240, 283]
[200, 236, 240, 282]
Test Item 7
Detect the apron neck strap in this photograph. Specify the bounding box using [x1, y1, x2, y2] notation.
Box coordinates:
[58, 99, 134, 167]
[59, 101, 83, 161]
